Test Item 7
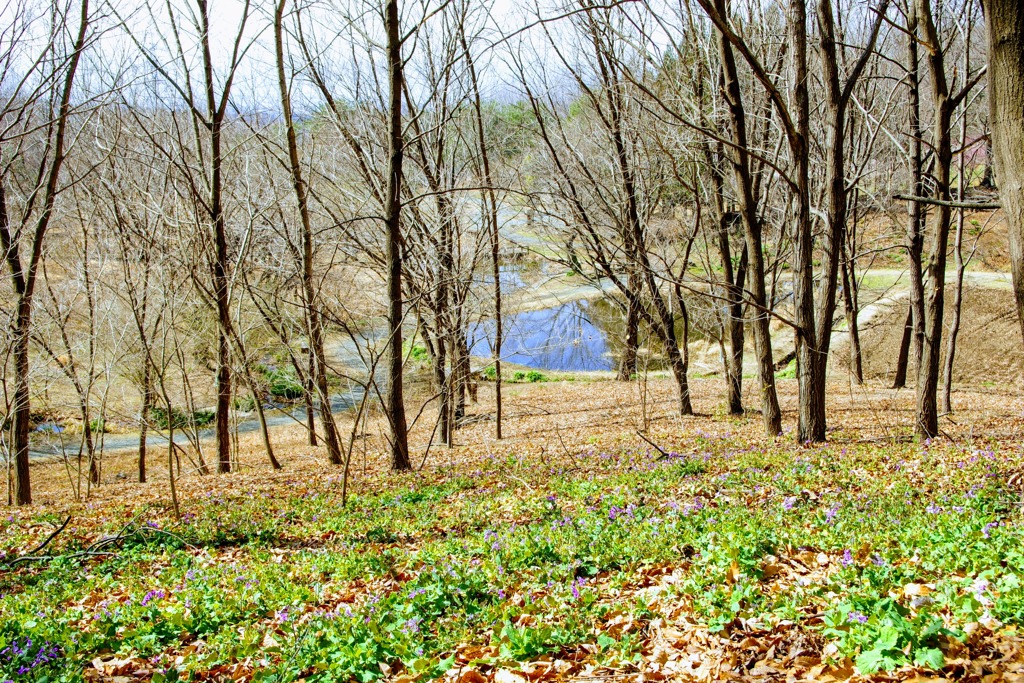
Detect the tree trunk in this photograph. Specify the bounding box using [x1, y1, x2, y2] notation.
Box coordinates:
[201, 0, 233, 474]
[12, 304, 32, 505]
[915, 0, 956, 439]
[840, 249, 863, 384]
[459, 25, 503, 439]
[618, 293, 639, 381]
[982, 0, 1024, 341]
[139, 363, 152, 483]
[905, 1, 927, 373]
[1, 0, 89, 504]
[942, 31, 972, 415]
[789, 0, 827, 443]
[304, 351, 317, 446]
[714, 0, 782, 436]
[893, 305, 913, 388]
[252, 388, 281, 470]
[384, 0, 410, 470]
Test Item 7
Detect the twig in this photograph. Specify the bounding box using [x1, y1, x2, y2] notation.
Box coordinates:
[636, 431, 672, 460]
[554, 424, 582, 472]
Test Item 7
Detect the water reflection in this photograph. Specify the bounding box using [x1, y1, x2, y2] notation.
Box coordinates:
[470, 299, 618, 372]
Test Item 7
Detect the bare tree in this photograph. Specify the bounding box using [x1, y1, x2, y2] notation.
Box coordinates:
[117, 0, 256, 473]
[273, 0, 344, 465]
[1, 0, 92, 504]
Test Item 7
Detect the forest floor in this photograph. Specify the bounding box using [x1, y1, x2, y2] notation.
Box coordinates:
[5, 375, 1024, 683]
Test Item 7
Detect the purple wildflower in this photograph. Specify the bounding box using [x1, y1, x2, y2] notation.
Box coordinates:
[825, 504, 841, 523]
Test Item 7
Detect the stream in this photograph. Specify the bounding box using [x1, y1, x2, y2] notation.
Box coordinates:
[28, 266, 625, 460]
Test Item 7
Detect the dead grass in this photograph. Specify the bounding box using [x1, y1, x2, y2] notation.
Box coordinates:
[18, 374, 1024, 515]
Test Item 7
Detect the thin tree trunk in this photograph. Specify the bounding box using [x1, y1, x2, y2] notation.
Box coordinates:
[941, 26, 971, 415]
[618, 281, 640, 381]
[915, 0, 959, 438]
[167, 412, 179, 520]
[305, 351, 317, 446]
[252, 388, 281, 470]
[384, 0, 410, 470]
[906, 1, 927, 373]
[11, 304, 31, 505]
[139, 365, 152, 483]
[893, 305, 913, 387]
[462, 31, 502, 438]
[1, 0, 90, 504]
[198, 0, 233, 475]
[273, 0, 343, 466]
[713, 0, 781, 435]
[840, 246, 864, 384]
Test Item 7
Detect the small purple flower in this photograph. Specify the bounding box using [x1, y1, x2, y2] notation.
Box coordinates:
[983, 521, 998, 538]
[848, 611, 869, 625]
[825, 504, 841, 523]
[783, 497, 798, 511]
[840, 549, 854, 567]
[141, 589, 166, 606]
[926, 503, 942, 514]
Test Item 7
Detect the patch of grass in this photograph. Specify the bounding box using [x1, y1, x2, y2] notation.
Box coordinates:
[2, 438, 1022, 681]
[775, 360, 797, 379]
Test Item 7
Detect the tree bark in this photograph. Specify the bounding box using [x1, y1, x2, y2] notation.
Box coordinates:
[618, 294, 639, 381]
[982, 0, 1024, 341]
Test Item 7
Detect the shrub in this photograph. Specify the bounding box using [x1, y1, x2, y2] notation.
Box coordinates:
[149, 407, 215, 430]
[256, 364, 304, 400]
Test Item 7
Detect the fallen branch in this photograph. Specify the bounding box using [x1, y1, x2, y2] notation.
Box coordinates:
[893, 194, 1001, 209]
[636, 431, 672, 460]
[3, 516, 73, 566]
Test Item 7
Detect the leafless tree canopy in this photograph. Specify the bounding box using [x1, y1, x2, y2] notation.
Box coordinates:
[2, 0, 1022, 504]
